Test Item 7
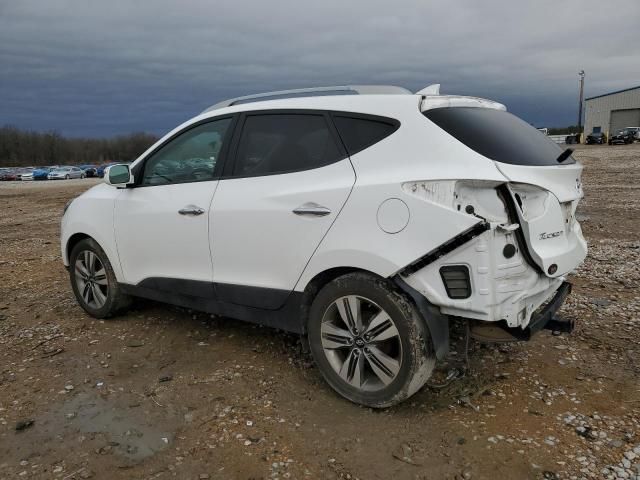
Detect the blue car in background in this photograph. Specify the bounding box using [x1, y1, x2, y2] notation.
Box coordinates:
[32, 166, 56, 180]
[96, 162, 119, 178]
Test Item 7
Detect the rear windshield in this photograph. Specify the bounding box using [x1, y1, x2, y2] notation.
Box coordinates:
[424, 107, 574, 166]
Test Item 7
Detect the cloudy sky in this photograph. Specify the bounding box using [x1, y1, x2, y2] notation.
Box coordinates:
[1, 0, 639, 137]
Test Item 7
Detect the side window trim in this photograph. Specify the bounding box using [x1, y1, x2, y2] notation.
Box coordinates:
[131, 114, 238, 187]
[221, 109, 348, 180]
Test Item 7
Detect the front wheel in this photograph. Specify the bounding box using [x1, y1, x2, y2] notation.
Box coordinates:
[65, 174, 70, 179]
[69, 238, 131, 318]
[307, 273, 435, 408]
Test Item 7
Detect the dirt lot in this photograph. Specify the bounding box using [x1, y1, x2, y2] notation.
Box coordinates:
[1, 144, 639, 480]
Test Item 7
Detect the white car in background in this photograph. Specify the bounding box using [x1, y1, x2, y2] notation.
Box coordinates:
[60, 84, 587, 407]
[19, 168, 35, 181]
[48, 166, 85, 180]
[625, 126, 640, 141]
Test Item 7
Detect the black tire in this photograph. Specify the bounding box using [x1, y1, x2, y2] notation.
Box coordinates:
[81, 174, 85, 179]
[307, 272, 436, 408]
[69, 238, 131, 318]
[65, 174, 70, 179]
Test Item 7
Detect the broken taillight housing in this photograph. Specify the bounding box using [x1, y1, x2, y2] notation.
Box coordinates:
[402, 180, 508, 222]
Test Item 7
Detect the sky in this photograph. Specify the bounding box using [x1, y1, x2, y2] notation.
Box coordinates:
[1, 0, 639, 137]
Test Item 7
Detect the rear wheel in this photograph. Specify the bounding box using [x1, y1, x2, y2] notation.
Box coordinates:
[307, 273, 435, 408]
[69, 238, 131, 318]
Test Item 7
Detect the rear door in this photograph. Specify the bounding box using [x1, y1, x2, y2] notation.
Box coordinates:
[210, 111, 355, 309]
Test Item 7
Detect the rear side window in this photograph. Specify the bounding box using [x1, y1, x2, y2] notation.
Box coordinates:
[233, 114, 343, 176]
[424, 107, 575, 166]
[332, 115, 399, 156]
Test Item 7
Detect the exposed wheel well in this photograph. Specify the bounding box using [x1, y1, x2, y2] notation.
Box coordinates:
[66, 233, 91, 263]
[298, 267, 384, 334]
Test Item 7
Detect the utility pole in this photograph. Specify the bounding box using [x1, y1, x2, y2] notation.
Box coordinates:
[578, 70, 585, 137]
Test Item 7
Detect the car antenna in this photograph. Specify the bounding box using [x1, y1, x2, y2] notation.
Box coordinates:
[556, 148, 573, 163]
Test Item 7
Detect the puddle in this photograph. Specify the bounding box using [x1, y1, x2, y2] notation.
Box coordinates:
[7, 391, 180, 465]
[61, 393, 175, 462]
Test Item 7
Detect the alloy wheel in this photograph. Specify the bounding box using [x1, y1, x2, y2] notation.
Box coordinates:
[320, 295, 402, 391]
[74, 250, 108, 309]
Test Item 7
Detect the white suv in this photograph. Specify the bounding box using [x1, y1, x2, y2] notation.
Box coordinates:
[61, 85, 587, 407]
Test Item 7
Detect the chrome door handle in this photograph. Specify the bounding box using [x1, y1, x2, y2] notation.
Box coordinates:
[292, 202, 331, 217]
[178, 205, 205, 216]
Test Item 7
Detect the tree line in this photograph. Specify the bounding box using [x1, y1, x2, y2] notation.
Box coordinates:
[0, 125, 159, 168]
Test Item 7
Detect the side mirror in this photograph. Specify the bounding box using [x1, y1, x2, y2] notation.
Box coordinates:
[104, 164, 133, 187]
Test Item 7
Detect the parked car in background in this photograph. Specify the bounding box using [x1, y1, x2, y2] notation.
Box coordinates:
[48, 166, 85, 180]
[96, 162, 118, 178]
[609, 128, 636, 145]
[31, 166, 56, 180]
[13, 167, 33, 180]
[625, 127, 640, 141]
[0, 169, 19, 181]
[19, 168, 36, 181]
[79, 165, 98, 177]
[565, 133, 581, 144]
[61, 84, 587, 407]
[586, 132, 606, 144]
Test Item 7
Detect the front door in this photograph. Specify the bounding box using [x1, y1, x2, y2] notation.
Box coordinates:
[114, 117, 233, 297]
[210, 112, 355, 309]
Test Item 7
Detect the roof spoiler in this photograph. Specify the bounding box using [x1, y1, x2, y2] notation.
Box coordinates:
[420, 95, 506, 112]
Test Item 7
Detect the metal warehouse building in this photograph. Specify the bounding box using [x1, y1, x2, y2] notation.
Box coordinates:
[584, 85, 640, 136]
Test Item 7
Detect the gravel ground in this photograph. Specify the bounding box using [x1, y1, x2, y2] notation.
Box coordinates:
[0, 178, 100, 190]
[0, 143, 639, 480]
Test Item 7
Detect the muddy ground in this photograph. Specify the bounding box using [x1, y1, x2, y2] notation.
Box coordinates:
[0, 144, 639, 480]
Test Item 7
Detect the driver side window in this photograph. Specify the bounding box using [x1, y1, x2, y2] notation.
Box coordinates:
[142, 118, 231, 186]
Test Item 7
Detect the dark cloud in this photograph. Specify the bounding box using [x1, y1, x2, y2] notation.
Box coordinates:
[1, 0, 638, 136]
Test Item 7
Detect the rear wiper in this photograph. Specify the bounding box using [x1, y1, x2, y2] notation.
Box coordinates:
[556, 148, 573, 163]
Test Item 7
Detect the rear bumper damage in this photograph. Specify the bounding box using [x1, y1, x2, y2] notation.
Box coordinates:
[400, 222, 569, 329]
[396, 222, 575, 356]
[468, 281, 573, 342]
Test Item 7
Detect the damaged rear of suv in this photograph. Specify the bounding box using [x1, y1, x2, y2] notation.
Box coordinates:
[408, 99, 586, 340]
[61, 84, 587, 408]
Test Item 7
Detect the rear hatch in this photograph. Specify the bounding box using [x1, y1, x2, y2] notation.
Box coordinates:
[422, 102, 587, 277]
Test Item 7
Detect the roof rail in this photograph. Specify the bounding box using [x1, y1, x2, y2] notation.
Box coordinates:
[202, 85, 411, 113]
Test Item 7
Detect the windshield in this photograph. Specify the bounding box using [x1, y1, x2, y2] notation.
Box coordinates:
[424, 107, 575, 166]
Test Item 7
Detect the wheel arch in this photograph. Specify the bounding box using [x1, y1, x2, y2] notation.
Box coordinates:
[298, 267, 382, 335]
[297, 267, 449, 360]
[66, 232, 92, 265]
[63, 227, 124, 283]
